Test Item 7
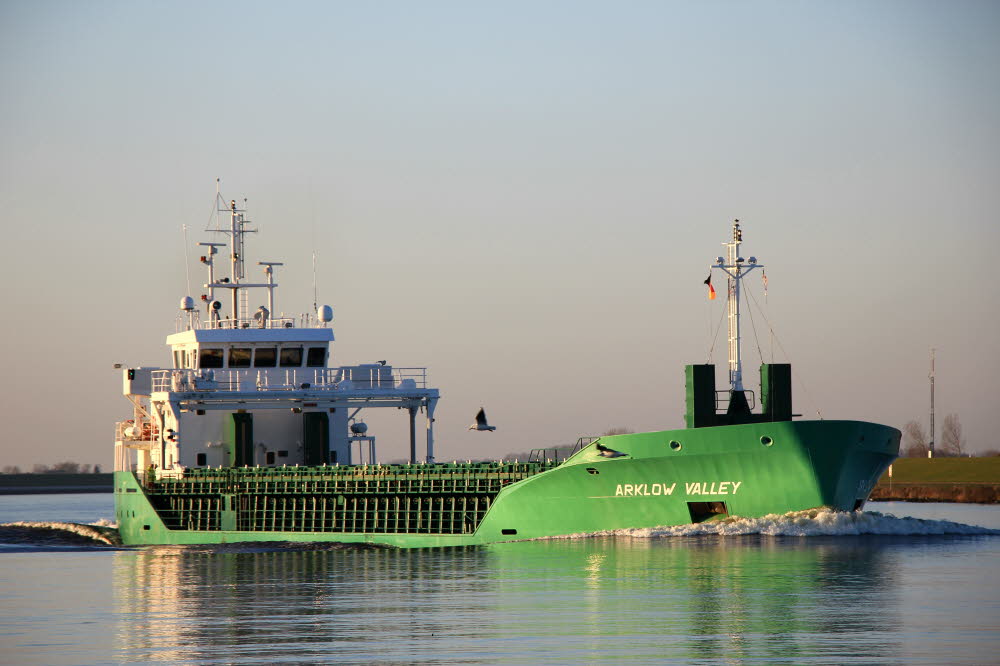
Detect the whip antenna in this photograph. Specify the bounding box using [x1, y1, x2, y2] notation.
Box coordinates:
[182, 223, 192, 295]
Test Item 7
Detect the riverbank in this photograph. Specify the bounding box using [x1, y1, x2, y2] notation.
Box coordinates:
[0, 473, 112, 494]
[870, 484, 1000, 503]
[871, 458, 1000, 504]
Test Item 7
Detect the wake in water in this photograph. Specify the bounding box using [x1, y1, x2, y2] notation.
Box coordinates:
[2, 509, 995, 550]
[0, 520, 122, 547]
[564, 508, 1000, 539]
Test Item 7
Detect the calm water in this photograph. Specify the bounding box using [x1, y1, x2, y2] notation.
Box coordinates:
[1, 496, 998, 665]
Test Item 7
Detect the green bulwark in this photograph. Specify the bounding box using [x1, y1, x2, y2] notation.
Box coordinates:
[142, 461, 559, 536]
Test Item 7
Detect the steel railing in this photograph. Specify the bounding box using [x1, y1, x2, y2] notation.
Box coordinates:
[715, 389, 756, 411]
[174, 316, 303, 332]
[150, 367, 429, 393]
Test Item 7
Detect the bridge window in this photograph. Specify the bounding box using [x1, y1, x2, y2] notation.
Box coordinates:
[254, 347, 277, 367]
[280, 347, 303, 367]
[306, 347, 326, 367]
[173, 351, 181, 369]
[199, 348, 224, 368]
[229, 348, 252, 368]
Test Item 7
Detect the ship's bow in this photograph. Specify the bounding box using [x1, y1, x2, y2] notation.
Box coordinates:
[795, 420, 900, 511]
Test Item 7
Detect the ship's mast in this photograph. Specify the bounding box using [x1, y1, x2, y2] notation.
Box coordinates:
[929, 347, 935, 458]
[201, 188, 282, 328]
[713, 220, 762, 393]
[227, 198, 251, 321]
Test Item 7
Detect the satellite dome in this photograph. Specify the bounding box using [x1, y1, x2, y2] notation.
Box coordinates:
[318, 305, 334, 323]
[179, 296, 195, 311]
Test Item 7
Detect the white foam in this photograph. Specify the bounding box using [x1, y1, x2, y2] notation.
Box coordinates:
[558, 508, 999, 540]
[90, 518, 118, 528]
[1, 521, 120, 545]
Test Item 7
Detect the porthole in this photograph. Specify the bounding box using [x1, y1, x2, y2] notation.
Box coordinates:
[761, 436, 773, 447]
[669, 440, 682, 451]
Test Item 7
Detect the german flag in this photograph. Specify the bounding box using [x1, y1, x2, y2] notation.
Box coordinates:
[704, 274, 716, 300]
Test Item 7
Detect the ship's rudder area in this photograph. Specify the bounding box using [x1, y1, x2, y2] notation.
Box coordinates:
[114, 471, 174, 545]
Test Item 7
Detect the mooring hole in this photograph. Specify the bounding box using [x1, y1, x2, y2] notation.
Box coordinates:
[586, 467, 600, 475]
[688, 501, 728, 523]
[501, 529, 517, 536]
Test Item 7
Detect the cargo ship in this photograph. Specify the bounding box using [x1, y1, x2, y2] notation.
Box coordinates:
[114, 194, 900, 547]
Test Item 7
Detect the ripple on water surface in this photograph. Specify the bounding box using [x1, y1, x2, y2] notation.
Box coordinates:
[0, 504, 998, 665]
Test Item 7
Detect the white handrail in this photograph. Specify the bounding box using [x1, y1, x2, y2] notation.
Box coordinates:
[150, 367, 429, 393]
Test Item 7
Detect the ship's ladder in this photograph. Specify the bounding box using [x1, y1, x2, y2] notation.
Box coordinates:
[239, 286, 249, 323]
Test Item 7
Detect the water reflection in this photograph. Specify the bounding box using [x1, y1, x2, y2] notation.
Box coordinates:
[483, 537, 903, 664]
[113, 537, 909, 664]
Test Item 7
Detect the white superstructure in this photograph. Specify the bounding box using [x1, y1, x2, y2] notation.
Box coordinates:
[115, 190, 439, 477]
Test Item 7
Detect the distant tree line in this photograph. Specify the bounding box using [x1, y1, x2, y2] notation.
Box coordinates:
[1, 462, 102, 474]
[901, 413, 981, 457]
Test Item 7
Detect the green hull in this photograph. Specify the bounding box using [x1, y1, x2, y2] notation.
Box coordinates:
[115, 419, 899, 547]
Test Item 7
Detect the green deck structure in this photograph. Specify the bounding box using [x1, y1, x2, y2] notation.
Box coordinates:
[116, 416, 900, 547]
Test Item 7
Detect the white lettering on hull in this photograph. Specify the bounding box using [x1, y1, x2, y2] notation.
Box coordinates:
[611, 481, 743, 498]
[615, 483, 677, 497]
[684, 481, 742, 495]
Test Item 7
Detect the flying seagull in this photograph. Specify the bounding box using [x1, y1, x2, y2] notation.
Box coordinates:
[595, 442, 626, 458]
[469, 407, 496, 431]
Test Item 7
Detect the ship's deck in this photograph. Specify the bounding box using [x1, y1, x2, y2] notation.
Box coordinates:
[138, 461, 562, 535]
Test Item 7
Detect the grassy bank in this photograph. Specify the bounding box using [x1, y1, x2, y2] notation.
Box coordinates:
[878, 457, 1000, 483]
[0, 473, 113, 494]
[872, 458, 1000, 503]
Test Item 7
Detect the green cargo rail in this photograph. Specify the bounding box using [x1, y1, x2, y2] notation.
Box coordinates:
[143, 461, 561, 536]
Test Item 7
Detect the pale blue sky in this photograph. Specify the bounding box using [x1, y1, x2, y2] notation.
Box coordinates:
[2, 1, 998, 468]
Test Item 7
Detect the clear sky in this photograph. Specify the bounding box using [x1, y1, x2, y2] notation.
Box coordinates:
[2, 1, 998, 469]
